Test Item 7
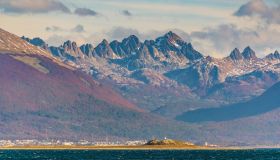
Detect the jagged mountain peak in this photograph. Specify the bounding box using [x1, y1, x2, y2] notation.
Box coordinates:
[63, 40, 72, 46]
[80, 43, 94, 57]
[122, 35, 141, 47]
[126, 35, 139, 41]
[205, 55, 214, 61]
[232, 48, 241, 53]
[93, 39, 115, 58]
[80, 43, 93, 48]
[101, 39, 110, 45]
[242, 46, 257, 60]
[228, 47, 257, 61]
[154, 31, 185, 54]
[156, 31, 183, 44]
[31, 38, 46, 46]
[164, 31, 182, 41]
[110, 40, 121, 45]
[63, 40, 78, 49]
[229, 48, 242, 61]
[56, 40, 86, 59]
[21, 36, 49, 50]
[187, 43, 193, 49]
[22, 36, 45, 45]
[266, 50, 280, 60]
[143, 40, 155, 45]
[181, 43, 203, 61]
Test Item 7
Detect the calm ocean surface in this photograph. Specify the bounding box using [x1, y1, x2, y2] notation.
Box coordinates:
[1, 149, 280, 160]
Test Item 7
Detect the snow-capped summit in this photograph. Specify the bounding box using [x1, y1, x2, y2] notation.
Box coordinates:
[20, 31, 280, 102]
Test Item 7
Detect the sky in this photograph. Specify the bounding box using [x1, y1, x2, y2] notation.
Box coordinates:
[0, 0, 279, 57]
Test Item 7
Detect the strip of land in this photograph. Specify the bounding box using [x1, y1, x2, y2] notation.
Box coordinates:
[0, 145, 242, 150]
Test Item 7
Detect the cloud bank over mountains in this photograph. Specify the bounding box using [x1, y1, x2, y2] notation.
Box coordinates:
[234, 0, 280, 24]
[1, 0, 279, 58]
[0, 0, 70, 13]
[0, 0, 98, 17]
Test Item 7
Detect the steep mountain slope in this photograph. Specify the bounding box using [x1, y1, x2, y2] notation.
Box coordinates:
[0, 28, 203, 141]
[23, 32, 280, 118]
[170, 81, 280, 146]
[166, 47, 280, 100]
[177, 81, 280, 122]
[206, 111, 280, 145]
[4, 28, 280, 145]
[24, 32, 203, 112]
[0, 54, 138, 111]
[25, 33, 280, 103]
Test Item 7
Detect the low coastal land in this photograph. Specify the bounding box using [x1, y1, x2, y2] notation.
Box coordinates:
[0, 145, 210, 150]
[0, 139, 242, 150]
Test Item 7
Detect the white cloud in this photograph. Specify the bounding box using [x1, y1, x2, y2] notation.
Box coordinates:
[46, 25, 85, 33]
[189, 24, 280, 57]
[0, 0, 70, 13]
[46, 26, 64, 32]
[105, 26, 191, 42]
[234, 0, 280, 24]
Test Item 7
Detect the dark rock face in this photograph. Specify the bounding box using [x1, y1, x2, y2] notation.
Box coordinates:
[20, 31, 280, 101]
[80, 44, 94, 57]
[63, 41, 81, 55]
[21, 32, 280, 103]
[3, 28, 203, 141]
[110, 40, 126, 57]
[23, 31, 204, 71]
[229, 47, 257, 61]
[229, 48, 243, 61]
[242, 46, 257, 60]
[121, 35, 142, 56]
[266, 50, 280, 60]
[181, 43, 203, 61]
[7, 28, 280, 145]
[93, 39, 115, 58]
[22, 36, 49, 50]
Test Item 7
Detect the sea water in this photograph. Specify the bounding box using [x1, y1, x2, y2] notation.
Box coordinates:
[1, 149, 280, 160]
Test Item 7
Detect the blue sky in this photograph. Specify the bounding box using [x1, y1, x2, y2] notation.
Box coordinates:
[0, 0, 279, 57]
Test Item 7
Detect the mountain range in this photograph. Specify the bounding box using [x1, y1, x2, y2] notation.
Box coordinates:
[1, 28, 280, 145]
[23, 30, 280, 109]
